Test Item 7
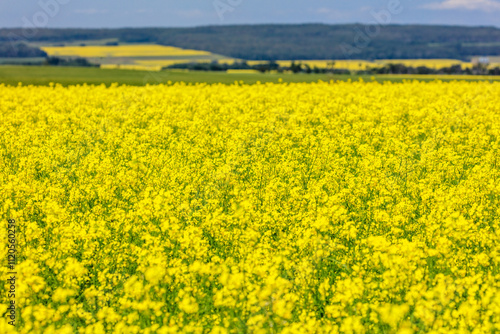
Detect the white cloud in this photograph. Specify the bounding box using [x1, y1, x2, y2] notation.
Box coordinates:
[423, 0, 500, 11]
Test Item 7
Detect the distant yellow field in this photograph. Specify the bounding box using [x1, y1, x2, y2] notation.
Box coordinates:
[379, 74, 500, 80]
[275, 59, 476, 70]
[41, 44, 212, 58]
[226, 69, 261, 74]
[375, 59, 474, 69]
[134, 59, 213, 67]
[215, 59, 233, 65]
[245, 60, 268, 66]
[100, 64, 163, 71]
[40, 43, 495, 72]
[275, 60, 374, 70]
[133, 58, 483, 71]
[272, 58, 497, 71]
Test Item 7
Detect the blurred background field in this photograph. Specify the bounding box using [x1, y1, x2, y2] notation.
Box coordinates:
[40, 44, 236, 70]
[1, 25, 500, 84]
[2, 41, 499, 86]
[33, 43, 500, 72]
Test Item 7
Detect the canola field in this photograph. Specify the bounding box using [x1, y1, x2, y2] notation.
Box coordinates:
[374, 60, 474, 70]
[41, 45, 235, 70]
[40, 45, 213, 58]
[40, 44, 488, 72]
[1, 80, 500, 333]
[242, 60, 476, 71]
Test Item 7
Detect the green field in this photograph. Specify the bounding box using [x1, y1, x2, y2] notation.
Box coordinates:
[1, 65, 500, 86]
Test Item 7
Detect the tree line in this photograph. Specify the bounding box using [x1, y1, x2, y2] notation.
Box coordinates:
[165, 61, 500, 76]
[1, 24, 500, 60]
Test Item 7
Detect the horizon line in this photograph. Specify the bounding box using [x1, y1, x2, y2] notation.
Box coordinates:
[1, 22, 500, 30]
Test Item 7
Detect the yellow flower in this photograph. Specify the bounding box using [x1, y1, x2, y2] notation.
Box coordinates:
[52, 288, 76, 303]
[178, 295, 199, 314]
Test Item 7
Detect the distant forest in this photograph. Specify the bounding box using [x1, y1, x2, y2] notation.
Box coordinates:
[0, 43, 47, 57]
[1, 24, 500, 60]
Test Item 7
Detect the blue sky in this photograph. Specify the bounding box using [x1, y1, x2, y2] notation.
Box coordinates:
[1, 0, 500, 28]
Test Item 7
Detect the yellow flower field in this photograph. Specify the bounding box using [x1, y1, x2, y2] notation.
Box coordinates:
[41, 45, 236, 69]
[272, 59, 476, 71]
[134, 60, 213, 68]
[1, 80, 500, 333]
[100, 64, 163, 72]
[226, 69, 262, 74]
[275, 60, 374, 70]
[41, 45, 213, 58]
[375, 59, 474, 70]
[39, 42, 487, 73]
